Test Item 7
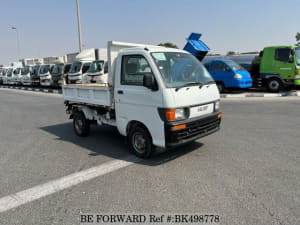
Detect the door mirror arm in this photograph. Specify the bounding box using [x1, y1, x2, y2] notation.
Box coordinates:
[143, 73, 158, 91]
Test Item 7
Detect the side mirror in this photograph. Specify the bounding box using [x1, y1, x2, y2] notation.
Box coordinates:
[143, 73, 158, 90]
[288, 55, 294, 63]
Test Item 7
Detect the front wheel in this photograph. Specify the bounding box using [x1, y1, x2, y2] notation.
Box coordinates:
[73, 112, 90, 137]
[267, 78, 282, 92]
[128, 125, 153, 158]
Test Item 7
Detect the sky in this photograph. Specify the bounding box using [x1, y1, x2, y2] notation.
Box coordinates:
[0, 0, 299, 65]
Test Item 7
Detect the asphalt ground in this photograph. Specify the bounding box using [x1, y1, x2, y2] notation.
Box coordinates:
[0, 88, 299, 225]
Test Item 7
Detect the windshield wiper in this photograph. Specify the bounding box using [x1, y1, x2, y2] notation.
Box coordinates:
[204, 80, 216, 85]
[175, 82, 204, 91]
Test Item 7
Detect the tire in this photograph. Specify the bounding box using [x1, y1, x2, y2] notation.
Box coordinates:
[216, 82, 225, 93]
[73, 112, 90, 137]
[267, 78, 282, 92]
[128, 125, 153, 158]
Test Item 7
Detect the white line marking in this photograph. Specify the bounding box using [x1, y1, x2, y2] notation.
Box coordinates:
[0, 156, 140, 213]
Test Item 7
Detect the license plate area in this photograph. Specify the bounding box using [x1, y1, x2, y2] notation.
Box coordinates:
[190, 103, 214, 118]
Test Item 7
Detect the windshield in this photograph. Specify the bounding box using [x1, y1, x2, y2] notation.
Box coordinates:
[295, 47, 300, 65]
[51, 64, 64, 75]
[13, 68, 21, 75]
[225, 60, 245, 71]
[151, 52, 213, 88]
[40, 65, 50, 74]
[87, 61, 104, 73]
[69, 62, 82, 73]
[31, 66, 40, 76]
[21, 66, 30, 75]
[7, 69, 13, 77]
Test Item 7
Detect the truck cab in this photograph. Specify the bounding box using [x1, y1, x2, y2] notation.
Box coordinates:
[13, 68, 22, 85]
[68, 61, 91, 84]
[252, 45, 300, 92]
[40, 64, 55, 86]
[51, 63, 71, 86]
[6, 68, 14, 85]
[204, 59, 253, 92]
[63, 41, 222, 158]
[30, 65, 41, 86]
[86, 60, 108, 84]
[20, 66, 33, 85]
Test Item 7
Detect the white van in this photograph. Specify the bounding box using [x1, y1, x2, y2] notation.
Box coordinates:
[63, 41, 222, 158]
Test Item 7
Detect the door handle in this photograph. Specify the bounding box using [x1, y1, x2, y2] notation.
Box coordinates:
[117, 90, 124, 94]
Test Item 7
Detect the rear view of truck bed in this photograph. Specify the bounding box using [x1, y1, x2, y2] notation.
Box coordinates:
[62, 84, 112, 106]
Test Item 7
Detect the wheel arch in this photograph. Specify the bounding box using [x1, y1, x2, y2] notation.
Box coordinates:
[126, 120, 152, 138]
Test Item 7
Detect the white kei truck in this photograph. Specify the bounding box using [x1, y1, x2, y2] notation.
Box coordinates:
[62, 41, 222, 158]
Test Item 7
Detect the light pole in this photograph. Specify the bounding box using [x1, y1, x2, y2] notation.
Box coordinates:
[11, 26, 20, 60]
[76, 0, 83, 52]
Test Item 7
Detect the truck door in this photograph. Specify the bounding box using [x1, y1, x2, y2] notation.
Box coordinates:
[114, 54, 164, 144]
[273, 48, 294, 80]
[211, 61, 232, 87]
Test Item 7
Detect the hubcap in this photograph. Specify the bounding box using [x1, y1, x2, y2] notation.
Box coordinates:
[269, 80, 279, 90]
[132, 132, 146, 154]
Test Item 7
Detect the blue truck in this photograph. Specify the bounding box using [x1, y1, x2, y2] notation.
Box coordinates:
[184, 33, 253, 92]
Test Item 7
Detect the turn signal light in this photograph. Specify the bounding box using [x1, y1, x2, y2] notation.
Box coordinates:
[165, 109, 176, 121]
[171, 124, 186, 131]
[218, 113, 223, 119]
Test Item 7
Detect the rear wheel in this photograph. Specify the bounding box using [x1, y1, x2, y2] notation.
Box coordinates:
[128, 125, 153, 158]
[73, 112, 90, 137]
[267, 78, 282, 92]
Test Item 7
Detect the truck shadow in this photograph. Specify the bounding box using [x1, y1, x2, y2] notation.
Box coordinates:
[40, 122, 204, 166]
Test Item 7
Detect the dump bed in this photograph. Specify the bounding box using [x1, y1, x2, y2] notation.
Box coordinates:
[62, 84, 112, 107]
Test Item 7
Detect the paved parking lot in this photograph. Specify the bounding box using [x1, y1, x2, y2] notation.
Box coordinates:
[0, 88, 299, 225]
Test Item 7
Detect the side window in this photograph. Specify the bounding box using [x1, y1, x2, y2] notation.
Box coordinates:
[121, 55, 152, 85]
[275, 48, 291, 62]
[212, 62, 225, 71]
[82, 63, 91, 73]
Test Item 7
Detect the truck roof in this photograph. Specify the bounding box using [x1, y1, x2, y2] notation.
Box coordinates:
[118, 46, 187, 54]
[264, 44, 299, 49]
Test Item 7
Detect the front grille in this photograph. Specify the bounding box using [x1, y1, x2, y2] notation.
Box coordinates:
[166, 115, 221, 145]
[177, 119, 220, 140]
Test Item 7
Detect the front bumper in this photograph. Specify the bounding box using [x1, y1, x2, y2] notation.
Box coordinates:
[294, 79, 300, 86]
[165, 112, 221, 148]
[229, 79, 253, 88]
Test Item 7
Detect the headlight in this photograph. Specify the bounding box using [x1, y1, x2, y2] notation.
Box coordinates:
[165, 108, 188, 121]
[234, 74, 243, 79]
[214, 100, 220, 111]
[175, 108, 186, 120]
